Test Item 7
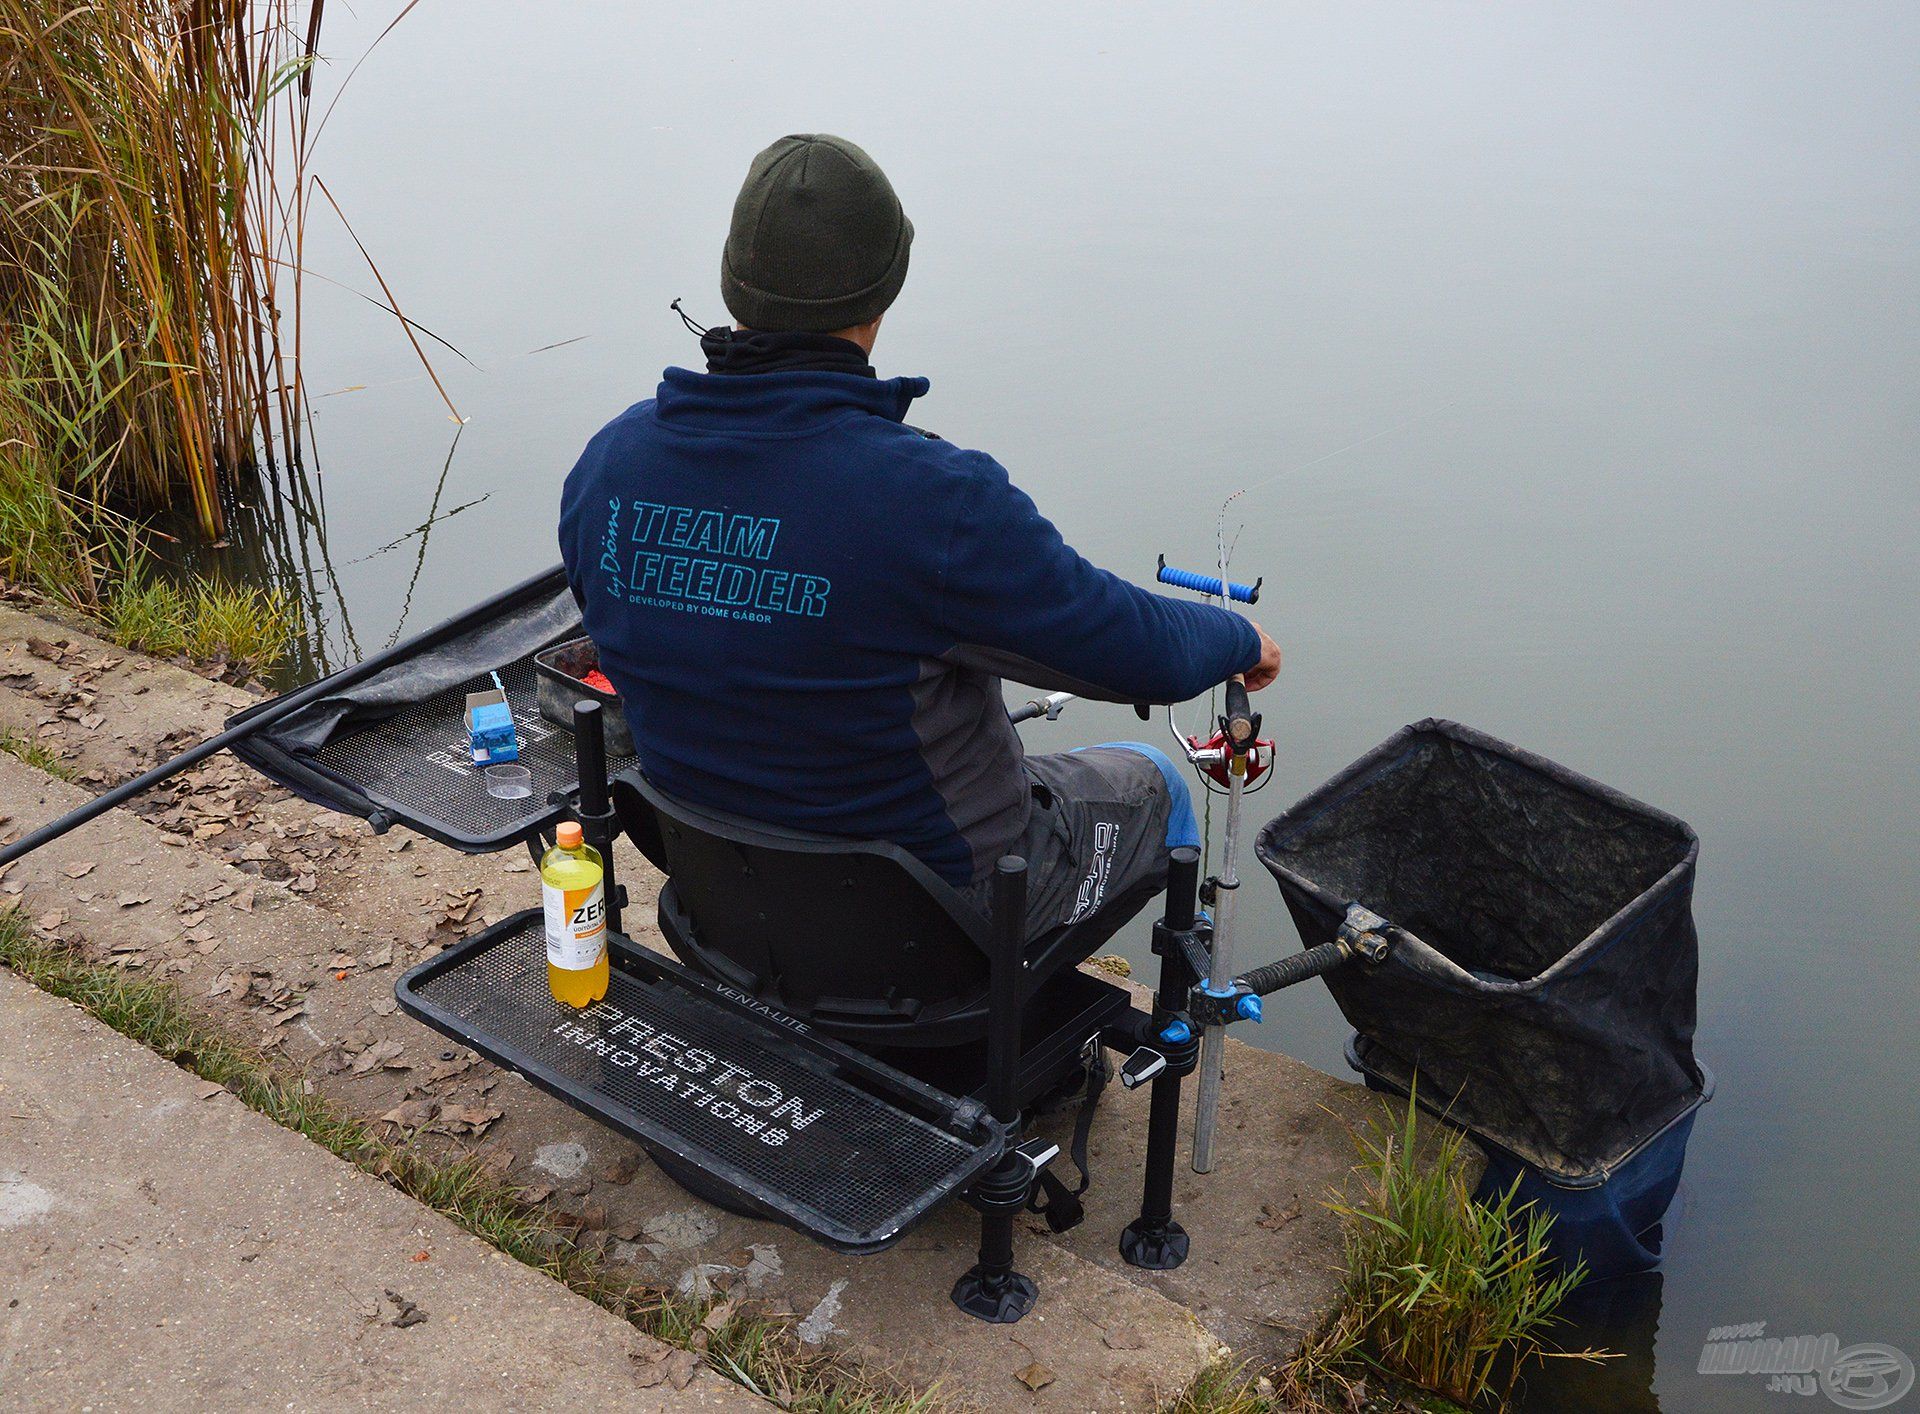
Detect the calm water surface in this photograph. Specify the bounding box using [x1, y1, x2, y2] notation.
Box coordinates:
[229, 5, 1919, 1408]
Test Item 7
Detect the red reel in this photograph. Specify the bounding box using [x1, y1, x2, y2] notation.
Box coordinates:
[1186, 731, 1275, 788]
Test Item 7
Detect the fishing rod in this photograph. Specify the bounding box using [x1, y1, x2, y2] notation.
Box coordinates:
[1153, 552, 1398, 1172]
[1152, 556, 1265, 1172]
[0, 565, 569, 870]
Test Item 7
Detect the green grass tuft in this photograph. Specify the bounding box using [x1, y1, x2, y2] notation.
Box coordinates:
[0, 727, 76, 781]
[0, 915, 940, 1413]
[104, 569, 299, 672]
[1275, 1093, 1610, 1411]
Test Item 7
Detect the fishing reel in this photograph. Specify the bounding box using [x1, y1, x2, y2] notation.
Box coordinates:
[1184, 729, 1275, 791]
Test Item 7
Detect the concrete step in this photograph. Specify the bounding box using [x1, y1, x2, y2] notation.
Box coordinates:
[0, 966, 761, 1411]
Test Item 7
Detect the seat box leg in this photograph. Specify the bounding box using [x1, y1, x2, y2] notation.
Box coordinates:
[1122, 847, 1201, 1270]
[951, 1178, 1039, 1322]
[953, 856, 1041, 1322]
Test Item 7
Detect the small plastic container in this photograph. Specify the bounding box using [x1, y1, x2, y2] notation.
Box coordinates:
[484, 763, 533, 799]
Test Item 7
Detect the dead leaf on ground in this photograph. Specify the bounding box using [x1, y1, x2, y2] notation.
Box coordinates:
[631, 1347, 702, 1391]
[116, 893, 152, 909]
[596, 1149, 641, 1185]
[349, 1039, 406, 1075]
[380, 1097, 438, 1130]
[424, 1053, 478, 1085]
[62, 861, 95, 879]
[379, 1288, 427, 1329]
[1257, 1196, 1303, 1230]
[1015, 1361, 1056, 1391]
[430, 1104, 502, 1137]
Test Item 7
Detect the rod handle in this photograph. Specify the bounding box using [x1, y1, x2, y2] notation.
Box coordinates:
[1223, 677, 1255, 746]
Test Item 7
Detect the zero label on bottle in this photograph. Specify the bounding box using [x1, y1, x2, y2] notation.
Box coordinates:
[543, 880, 605, 970]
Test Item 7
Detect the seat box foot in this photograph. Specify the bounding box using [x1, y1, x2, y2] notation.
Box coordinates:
[1119, 1216, 1190, 1270]
[950, 1266, 1039, 1323]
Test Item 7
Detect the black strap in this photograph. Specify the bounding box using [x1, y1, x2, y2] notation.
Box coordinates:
[1026, 1047, 1108, 1233]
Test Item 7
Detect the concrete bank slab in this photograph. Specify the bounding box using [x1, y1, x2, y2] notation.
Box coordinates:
[0, 968, 762, 1412]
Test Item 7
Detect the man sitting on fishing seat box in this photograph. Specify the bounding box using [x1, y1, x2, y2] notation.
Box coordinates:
[558, 133, 1280, 939]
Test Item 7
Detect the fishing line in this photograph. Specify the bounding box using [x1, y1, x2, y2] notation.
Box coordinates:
[1170, 400, 1455, 876]
[1214, 399, 1456, 527]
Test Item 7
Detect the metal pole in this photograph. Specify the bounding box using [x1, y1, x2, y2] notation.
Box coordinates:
[986, 855, 1028, 1125]
[1191, 680, 1254, 1174]
[951, 855, 1040, 1322]
[0, 565, 569, 869]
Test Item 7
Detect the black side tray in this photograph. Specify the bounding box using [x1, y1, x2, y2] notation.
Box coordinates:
[397, 912, 1006, 1254]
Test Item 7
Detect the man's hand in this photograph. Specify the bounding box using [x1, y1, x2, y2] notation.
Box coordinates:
[1244, 621, 1282, 691]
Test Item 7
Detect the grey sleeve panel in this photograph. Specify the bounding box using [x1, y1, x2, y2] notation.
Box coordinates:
[939, 642, 1141, 703]
[908, 658, 1031, 884]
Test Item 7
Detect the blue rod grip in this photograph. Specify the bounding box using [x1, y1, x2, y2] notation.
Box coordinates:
[1157, 557, 1260, 604]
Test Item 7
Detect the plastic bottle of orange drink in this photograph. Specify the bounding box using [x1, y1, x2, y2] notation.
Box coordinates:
[541, 821, 607, 1006]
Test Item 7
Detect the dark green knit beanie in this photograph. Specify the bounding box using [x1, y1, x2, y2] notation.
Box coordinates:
[721, 134, 913, 333]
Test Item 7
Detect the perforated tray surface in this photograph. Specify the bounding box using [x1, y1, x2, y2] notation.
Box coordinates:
[306, 656, 637, 852]
[399, 912, 1004, 1253]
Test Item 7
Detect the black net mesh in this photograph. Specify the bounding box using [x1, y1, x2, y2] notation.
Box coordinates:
[1257, 719, 1704, 1182]
[405, 915, 992, 1250]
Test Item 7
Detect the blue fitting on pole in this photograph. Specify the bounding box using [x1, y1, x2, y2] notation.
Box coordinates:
[1236, 994, 1264, 1023]
[1157, 556, 1261, 604]
[1159, 1019, 1193, 1046]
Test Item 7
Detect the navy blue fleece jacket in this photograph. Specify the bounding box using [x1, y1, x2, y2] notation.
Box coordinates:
[558, 366, 1258, 886]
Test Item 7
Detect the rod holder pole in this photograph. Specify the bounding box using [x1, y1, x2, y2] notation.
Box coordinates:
[572, 699, 620, 933]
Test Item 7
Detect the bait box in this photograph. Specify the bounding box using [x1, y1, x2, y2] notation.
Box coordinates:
[533, 637, 634, 757]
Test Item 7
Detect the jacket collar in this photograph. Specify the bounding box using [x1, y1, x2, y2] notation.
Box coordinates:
[654, 365, 930, 434]
[701, 327, 876, 378]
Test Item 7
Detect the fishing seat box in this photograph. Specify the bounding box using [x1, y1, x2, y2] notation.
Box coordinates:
[226, 569, 1207, 1316]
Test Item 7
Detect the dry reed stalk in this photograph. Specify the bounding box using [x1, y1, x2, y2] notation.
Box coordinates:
[0, 0, 324, 539]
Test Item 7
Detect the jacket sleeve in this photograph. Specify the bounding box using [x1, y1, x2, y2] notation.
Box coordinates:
[934, 453, 1260, 703]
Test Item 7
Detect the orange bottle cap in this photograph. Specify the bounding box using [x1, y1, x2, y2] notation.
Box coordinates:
[555, 821, 584, 849]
